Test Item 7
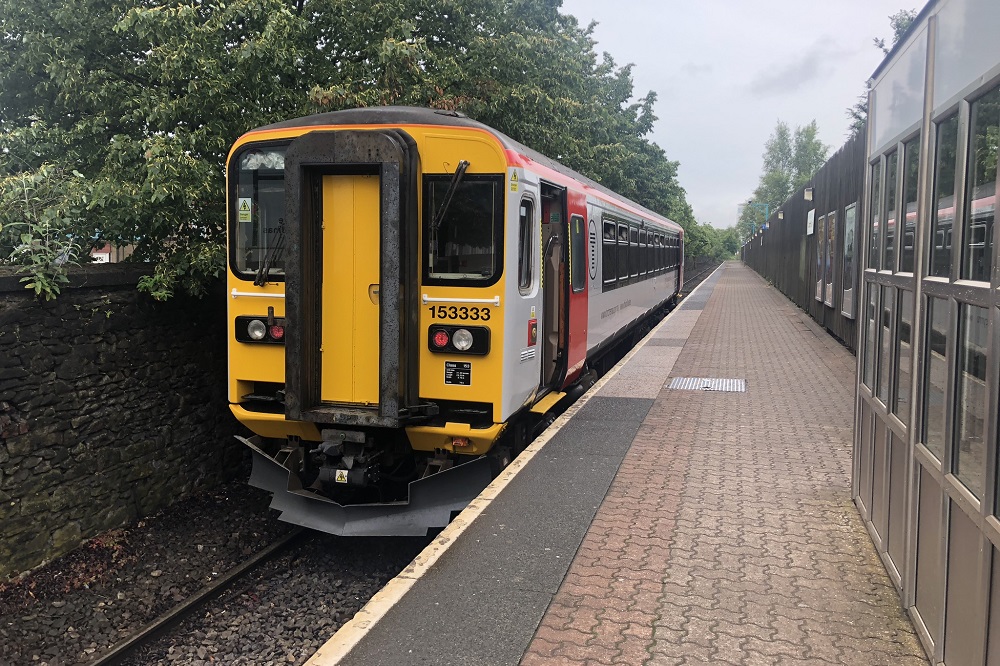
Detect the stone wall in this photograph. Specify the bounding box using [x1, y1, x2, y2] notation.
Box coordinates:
[0, 265, 247, 578]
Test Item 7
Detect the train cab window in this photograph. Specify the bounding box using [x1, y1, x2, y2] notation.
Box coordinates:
[571, 215, 586, 292]
[424, 174, 503, 285]
[883, 150, 898, 272]
[900, 136, 919, 273]
[617, 224, 629, 283]
[629, 227, 639, 277]
[518, 199, 535, 293]
[930, 114, 958, 278]
[232, 145, 288, 280]
[961, 87, 999, 283]
[603, 221, 617, 285]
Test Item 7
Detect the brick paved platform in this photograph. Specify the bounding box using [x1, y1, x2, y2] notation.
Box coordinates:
[320, 262, 928, 666]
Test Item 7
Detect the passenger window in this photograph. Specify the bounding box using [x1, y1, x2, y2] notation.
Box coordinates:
[629, 227, 639, 277]
[617, 224, 629, 283]
[639, 230, 648, 275]
[517, 199, 534, 292]
[603, 220, 617, 285]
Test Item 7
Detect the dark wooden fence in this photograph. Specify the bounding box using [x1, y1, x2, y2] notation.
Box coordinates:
[741, 131, 866, 352]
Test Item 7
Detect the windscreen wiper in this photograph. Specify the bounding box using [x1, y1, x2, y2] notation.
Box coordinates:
[431, 160, 470, 232]
[255, 227, 285, 286]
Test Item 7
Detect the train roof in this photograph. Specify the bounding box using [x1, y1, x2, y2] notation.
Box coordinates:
[255, 106, 682, 233]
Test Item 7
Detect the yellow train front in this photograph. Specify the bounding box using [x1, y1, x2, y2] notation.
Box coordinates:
[227, 107, 682, 535]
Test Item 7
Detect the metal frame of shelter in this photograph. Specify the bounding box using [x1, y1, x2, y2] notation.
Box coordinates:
[855, 1, 1000, 663]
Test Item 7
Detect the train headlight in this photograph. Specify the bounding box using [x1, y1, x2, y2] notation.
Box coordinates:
[247, 319, 267, 341]
[452, 328, 474, 351]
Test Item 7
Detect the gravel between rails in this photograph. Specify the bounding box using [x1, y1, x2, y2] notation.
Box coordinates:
[0, 480, 428, 666]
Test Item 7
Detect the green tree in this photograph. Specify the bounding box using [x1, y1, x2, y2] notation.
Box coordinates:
[738, 120, 828, 242]
[1, 0, 697, 298]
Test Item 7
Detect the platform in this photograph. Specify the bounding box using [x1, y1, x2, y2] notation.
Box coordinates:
[307, 262, 929, 666]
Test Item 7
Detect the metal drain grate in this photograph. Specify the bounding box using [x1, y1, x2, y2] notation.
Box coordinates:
[667, 377, 746, 392]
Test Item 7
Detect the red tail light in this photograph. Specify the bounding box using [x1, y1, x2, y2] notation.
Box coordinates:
[432, 329, 450, 349]
[269, 324, 285, 340]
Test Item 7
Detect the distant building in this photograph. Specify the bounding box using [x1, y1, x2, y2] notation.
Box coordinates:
[89, 243, 134, 264]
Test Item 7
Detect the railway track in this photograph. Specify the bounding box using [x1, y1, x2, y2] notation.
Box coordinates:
[88, 529, 307, 666]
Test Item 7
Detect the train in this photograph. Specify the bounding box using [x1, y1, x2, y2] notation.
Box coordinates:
[226, 107, 684, 535]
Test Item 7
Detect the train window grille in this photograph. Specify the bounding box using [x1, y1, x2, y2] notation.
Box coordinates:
[602, 221, 617, 285]
[518, 199, 534, 293]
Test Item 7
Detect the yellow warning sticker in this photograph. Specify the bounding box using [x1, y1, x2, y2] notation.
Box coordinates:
[510, 171, 519, 192]
[335, 469, 349, 484]
[238, 198, 252, 223]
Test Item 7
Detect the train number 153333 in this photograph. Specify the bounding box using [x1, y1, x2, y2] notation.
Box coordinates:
[428, 305, 491, 321]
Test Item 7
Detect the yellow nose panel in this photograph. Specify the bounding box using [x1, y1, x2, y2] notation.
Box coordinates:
[321, 174, 380, 405]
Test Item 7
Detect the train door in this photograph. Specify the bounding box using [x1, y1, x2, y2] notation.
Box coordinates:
[540, 182, 568, 388]
[320, 174, 380, 404]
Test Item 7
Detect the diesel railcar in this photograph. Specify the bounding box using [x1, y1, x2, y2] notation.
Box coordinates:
[227, 107, 683, 535]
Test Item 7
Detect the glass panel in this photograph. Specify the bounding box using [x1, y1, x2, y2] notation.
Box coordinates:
[923, 297, 949, 461]
[617, 224, 628, 282]
[901, 137, 919, 273]
[962, 87, 999, 283]
[954, 304, 988, 499]
[843, 204, 857, 292]
[602, 221, 617, 284]
[864, 284, 878, 389]
[234, 146, 287, 278]
[639, 229, 648, 275]
[629, 227, 639, 277]
[518, 200, 534, 292]
[869, 163, 882, 269]
[884, 151, 899, 271]
[425, 176, 501, 282]
[893, 289, 914, 423]
[930, 115, 959, 278]
[877, 286, 895, 403]
[571, 216, 585, 292]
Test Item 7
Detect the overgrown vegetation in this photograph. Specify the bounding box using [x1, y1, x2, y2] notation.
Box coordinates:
[1, 0, 701, 298]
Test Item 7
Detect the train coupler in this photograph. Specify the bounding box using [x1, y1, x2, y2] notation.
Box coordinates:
[237, 435, 493, 536]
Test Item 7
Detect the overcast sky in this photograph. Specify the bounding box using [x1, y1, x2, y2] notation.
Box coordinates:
[557, 0, 919, 228]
